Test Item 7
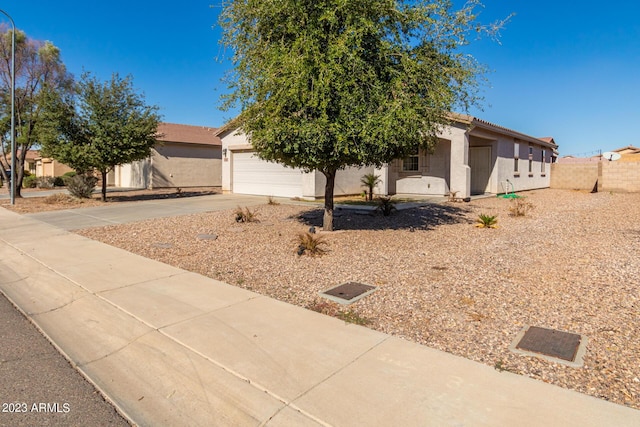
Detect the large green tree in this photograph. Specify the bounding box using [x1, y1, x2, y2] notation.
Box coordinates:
[40, 72, 161, 201]
[220, 0, 507, 230]
[0, 25, 73, 196]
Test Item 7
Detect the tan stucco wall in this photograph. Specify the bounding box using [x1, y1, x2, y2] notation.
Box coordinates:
[388, 141, 450, 195]
[221, 130, 247, 193]
[151, 142, 221, 188]
[312, 166, 375, 198]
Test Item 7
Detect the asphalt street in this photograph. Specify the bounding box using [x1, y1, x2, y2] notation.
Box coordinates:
[0, 291, 131, 427]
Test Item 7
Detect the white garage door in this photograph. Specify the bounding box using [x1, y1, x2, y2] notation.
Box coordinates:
[232, 151, 303, 197]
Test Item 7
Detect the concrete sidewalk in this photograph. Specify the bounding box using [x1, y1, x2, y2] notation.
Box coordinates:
[1, 207, 639, 426]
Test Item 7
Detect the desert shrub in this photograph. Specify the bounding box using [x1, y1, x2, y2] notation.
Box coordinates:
[295, 231, 328, 256]
[234, 206, 259, 223]
[509, 197, 534, 217]
[22, 175, 37, 188]
[267, 195, 279, 205]
[36, 177, 55, 189]
[66, 174, 98, 198]
[53, 176, 65, 187]
[475, 213, 498, 228]
[61, 171, 77, 186]
[376, 196, 396, 216]
[43, 193, 81, 205]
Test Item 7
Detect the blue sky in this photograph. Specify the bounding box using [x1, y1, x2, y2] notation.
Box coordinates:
[4, 1, 639, 156]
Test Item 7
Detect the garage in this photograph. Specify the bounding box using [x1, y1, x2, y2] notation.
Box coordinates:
[231, 151, 303, 198]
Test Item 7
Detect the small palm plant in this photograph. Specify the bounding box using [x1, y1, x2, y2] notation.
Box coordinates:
[376, 196, 396, 216]
[475, 213, 498, 228]
[360, 173, 381, 201]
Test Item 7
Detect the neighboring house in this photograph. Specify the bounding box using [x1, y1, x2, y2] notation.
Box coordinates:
[35, 156, 74, 177]
[112, 122, 222, 189]
[614, 145, 640, 162]
[1, 149, 39, 175]
[217, 114, 558, 199]
[558, 146, 640, 164]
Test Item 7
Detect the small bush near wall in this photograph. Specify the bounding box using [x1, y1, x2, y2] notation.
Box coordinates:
[37, 177, 56, 189]
[22, 175, 37, 188]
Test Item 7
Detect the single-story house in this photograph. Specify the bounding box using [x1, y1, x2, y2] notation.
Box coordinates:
[1, 149, 40, 175]
[217, 114, 558, 199]
[111, 122, 222, 188]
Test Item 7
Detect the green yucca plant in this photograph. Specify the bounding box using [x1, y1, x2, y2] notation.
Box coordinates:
[475, 213, 498, 228]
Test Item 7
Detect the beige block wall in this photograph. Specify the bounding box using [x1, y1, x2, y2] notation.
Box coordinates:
[599, 161, 640, 192]
[551, 161, 640, 192]
[550, 163, 598, 190]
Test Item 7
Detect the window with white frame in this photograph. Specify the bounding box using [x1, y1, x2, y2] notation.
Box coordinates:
[514, 142, 520, 174]
[402, 148, 420, 172]
[541, 149, 546, 173]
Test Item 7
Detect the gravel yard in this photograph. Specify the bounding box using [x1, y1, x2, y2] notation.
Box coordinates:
[75, 188, 640, 409]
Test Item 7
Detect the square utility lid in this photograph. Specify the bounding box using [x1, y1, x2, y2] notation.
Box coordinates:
[320, 282, 376, 305]
[510, 325, 588, 368]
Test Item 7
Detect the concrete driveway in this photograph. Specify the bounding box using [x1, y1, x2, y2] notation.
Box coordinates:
[24, 193, 276, 230]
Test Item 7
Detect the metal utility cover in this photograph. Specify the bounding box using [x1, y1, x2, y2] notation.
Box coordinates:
[516, 326, 581, 362]
[320, 282, 376, 305]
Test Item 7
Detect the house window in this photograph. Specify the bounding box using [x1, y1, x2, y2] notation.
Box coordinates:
[528, 145, 534, 176]
[541, 149, 546, 174]
[514, 143, 519, 174]
[402, 148, 419, 172]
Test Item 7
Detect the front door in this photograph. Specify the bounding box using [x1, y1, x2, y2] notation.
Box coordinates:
[469, 146, 491, 195]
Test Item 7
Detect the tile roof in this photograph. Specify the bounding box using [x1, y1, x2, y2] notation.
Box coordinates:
[157, 123, 221, 146]
[450, 113, 558, 149]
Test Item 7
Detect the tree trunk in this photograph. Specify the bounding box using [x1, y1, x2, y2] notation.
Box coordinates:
[14, 167, 23, 198]
[101, 170, 108, 202]
[322, 169, 336, 231]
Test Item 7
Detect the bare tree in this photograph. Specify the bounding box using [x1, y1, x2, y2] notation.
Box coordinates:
[0, 25, 73, 196]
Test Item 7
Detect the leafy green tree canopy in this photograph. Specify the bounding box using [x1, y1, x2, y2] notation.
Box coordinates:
[40, 72, 161, 201]
[220, 0, 508, 230]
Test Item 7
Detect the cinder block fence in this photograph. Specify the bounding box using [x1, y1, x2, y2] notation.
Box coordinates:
[551, 162, 640, 192]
